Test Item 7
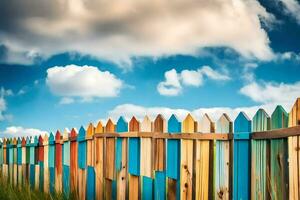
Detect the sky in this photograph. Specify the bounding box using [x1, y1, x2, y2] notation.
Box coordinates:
[0, 0, 300, 137]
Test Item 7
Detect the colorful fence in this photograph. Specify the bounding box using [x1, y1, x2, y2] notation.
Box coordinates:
[0, 98, 300, 200]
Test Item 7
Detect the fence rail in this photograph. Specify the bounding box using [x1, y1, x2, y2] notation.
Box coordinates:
[0, 98, 299, 200]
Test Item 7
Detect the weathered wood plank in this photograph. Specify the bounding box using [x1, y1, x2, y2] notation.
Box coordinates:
[116, 116, 128, 200]
[288, 98, 300, 199]
[43, 135, 49, 193]
[17, 137, 22, 186]
[181, 114, 195, 200]
[269, 105, 288, 200]
[196, 113, 214, 200]
[128, 116, 140, 200]
[233, 112, 251, 200]
[251, 109, 270, 200]
[78, 126, 87, 200]
[70, 128, 78, 197]
[167, 114, 181, 200]
[55, 131, 63, 193]
[87, 123, 96, 200]
[95, 121, 104, 200]
[48, 133, 55, 194]
[38, 135, 44, 191]
[62, 129, 71, 197]
[154, 114, 166, 200]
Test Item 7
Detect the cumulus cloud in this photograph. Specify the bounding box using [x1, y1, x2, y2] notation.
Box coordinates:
[0, 87, 13, 121]
[240, 81, 300, 106]
[157, 66, 230, 96]
[107, 102, 289, 125]
[1, 126, 47, 138]
[278, 0, 300, 24]
[0, 0, 275, 66]
[46, 65, 123, 103]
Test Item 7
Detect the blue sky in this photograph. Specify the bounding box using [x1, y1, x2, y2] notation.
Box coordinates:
[0, 0, 300, 136]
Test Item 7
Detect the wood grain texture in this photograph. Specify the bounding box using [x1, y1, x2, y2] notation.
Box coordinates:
[181, 114, 195, 200]
[55, 131, 63, 193]
[167, 114, 181, 200]
[288, 98, 300, 200]
[43, 135, 49, 193]
[215, 114, 232, 200]
[251, 109, 270, 200]
[78, 126, 87, 200]
[196, 114, 214, 200]
[86, 123, 96, 200]
[140, 116, 153, 178]
[270, 106, 288, 200]
[95, 121, 104, 200]
[48, 133, 55, 194]
[233, 112, 251, 200]
[62, 129, 70, 197]
[70, 128, 78, 196]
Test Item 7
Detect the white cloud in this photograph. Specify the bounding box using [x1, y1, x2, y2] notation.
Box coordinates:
[46, 64, 123, 102]
[1, 126, 47, 137]
[0, 87, 13, 121]
[240, 81, 300, 106]
[157, 66, 230, 96]
[59, 97, 75, 105]
[0, 0, 275, 67]
[279, 0, 300, 24]
[107, 102, 289, 125]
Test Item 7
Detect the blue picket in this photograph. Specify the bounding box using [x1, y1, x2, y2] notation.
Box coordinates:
[233, 112, 251, 200]
[48, 132, 55, 194]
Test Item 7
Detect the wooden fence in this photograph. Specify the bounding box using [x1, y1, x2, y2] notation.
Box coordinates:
[0, 98, 300, 200]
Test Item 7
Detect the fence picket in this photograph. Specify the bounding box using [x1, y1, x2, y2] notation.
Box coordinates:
[86, 124, 96, 200]
[70, 128, 78, 196]
[48, 133, 55, 194]
[43, 134, 49, 193]
[95, 122, 104, 200]
[62, 129, 70, 197]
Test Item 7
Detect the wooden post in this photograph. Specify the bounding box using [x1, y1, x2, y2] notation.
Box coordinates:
[128, 116, 141, 200]
[38, 135, 44, 191]
[116, 116, 128, 200]
[215, 114, 232, 200]
[21, 137, 27, 185]
[95, 122, 104, 200]
[55, 131, 63, 193]
[167, 114, 181, 200]
[140, 116, 154, 200]
[78, 126, 87, 200]
[233, 112, 251, 200]
[29, 136, 36, 188]
[17, 137, 22, 186]
[181, 114, 195, 200]
[43, 134, 49, 193]
[288, 98, 300, 199]
[2, 138, 8, 181]
[34, 136, 40, 191]
[196, 114, 214, 200]
[86, 124, 96, 200]
[70, 128, 78, 197]
[25, 137, 30, 183]
[104, 119, 116, 200]
[154, 114, 167, 200]
[63, 129, 71, 197]
[269, 105, 288, 199]
[48, 132, 55, 194]
[251, 108, 270, 200]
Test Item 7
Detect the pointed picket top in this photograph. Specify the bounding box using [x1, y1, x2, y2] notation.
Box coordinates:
[289, 97, 300, 126]
[182, 113, 196, 133]
[198, 113, 214, 133]
[38, 135, 43, 145]
[129, 116, 140, 132]
[70, 128, 77, 138]
[62, 128, 69, 140]
[141, 115, 152, 132]
[271, 105, 288, 129]
[154, 114, 166, 133]
[21, 137, 26, 146]
[234, 112, 251, 133]
[12, 137, 17, 145]
[17, 137, 22, 145]
[26, 136, 30, 146]
[116, 116, 128, 133]
[86, 123, 95, 137]
[105, 118, 115, 133]
[3, 138, 7, 145]
[216, 113, 233, 134]
[77, 126, 86, 142]
[252, 108, 271, 132]
[43, 134, 49, 145]
[34, 135, 39, 145]
[95, 121, 104, 134]
[55, 130, 61, 142]
[168, 114, 181, 133]
[49, 132, 55, 145]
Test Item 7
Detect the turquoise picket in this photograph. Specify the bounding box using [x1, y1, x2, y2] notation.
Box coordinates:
[251, 109, 270, 200]
[8, 138, 13, 184]
[25, 137, 30, 183]
[78, 126, 87, 200]
[167, 114, 181, 199]
[128, 117, 140, 176]
[29, 136, 36, 188]
[48, 132, 55, 194]
[142, 177, 153, 200]
[17, 137, 22, 185]
[233, 112, 251, 200]
[62, 131, 70, 197]
[115, 116, 128, 200]
[154, 171, 166, 200]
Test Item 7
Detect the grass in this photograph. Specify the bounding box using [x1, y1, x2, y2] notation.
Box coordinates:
[0, 177, 77, 200]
